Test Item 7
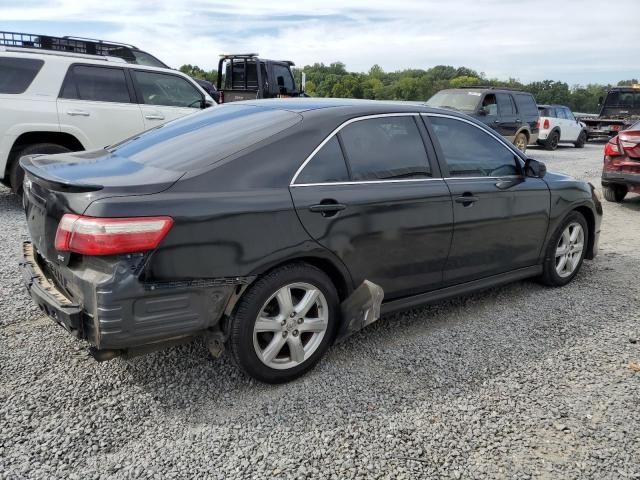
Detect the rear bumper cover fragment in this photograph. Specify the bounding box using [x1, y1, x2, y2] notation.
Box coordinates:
[336, 280, 384, 343]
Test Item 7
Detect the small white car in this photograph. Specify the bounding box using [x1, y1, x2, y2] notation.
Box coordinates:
[535, 104, 588, 150]
[0, 43, 214, 193]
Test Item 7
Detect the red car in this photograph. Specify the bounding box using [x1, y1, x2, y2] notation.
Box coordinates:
[602, 120, 640, 202]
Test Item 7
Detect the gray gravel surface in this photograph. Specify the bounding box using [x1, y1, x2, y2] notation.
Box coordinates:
[1, 142, 639, 479]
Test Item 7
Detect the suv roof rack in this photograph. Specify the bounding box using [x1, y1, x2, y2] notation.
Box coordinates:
[0, 31, 168, 68]
[457, 86, 523, 92]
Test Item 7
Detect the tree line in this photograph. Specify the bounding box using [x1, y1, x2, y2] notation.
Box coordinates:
[180, 62, 638, 114]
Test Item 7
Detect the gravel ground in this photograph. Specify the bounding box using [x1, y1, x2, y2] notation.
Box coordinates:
[1, 141, 639, 479]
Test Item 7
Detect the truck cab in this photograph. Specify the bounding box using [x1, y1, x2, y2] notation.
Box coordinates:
[581, 85, 640, 140]
[216, 54, 304, 103]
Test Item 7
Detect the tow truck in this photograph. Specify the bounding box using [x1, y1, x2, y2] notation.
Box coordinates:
[580, 85, 640, 140]
[216, 53, 305, 103]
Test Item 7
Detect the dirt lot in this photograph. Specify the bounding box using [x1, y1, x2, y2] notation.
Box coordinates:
[1, 141, 639, 479]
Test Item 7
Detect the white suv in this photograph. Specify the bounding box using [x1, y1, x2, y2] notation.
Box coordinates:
[0, 46, 214, 193]
[535, 104, 588, 150]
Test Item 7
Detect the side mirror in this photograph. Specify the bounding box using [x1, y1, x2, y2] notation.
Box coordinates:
[478, 107, 488, 116]
[524, 158, 546, 178]
[202, 99, 214, 109]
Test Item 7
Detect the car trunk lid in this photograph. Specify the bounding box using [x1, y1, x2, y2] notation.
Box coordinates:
[22, 149, 183, 263]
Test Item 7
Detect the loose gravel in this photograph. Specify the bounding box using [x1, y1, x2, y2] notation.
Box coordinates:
[1, 142, 639, 479]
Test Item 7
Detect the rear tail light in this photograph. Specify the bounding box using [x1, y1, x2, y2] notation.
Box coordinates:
[55, 214, 174, 256]
[219, 91, 224, 104]
[543, 119, 550, 129]
[535, 120, 539, 128]
[604, 136, 622, 157]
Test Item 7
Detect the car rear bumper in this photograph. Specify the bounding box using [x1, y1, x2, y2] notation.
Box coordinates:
[602, 171, 640, 193]
[20, 241, 253, 353]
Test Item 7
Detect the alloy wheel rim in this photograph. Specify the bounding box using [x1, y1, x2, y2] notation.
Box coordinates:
[253, 282, 329, 370]
[551, 133, 559, 148]
[555, 222, 584, 278]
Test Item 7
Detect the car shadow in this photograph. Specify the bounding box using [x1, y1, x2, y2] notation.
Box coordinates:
[119, 254, 629, 426]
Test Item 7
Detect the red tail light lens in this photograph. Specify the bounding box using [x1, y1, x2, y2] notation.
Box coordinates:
[604, 137, 622, 157]
[618, 131, 640, 154]
[219, 91, 224, 103]
[543, 119, 550, 129]
[55, 214, 174, 256]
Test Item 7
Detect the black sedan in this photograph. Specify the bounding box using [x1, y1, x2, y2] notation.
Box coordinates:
[20, 99, 602, 383]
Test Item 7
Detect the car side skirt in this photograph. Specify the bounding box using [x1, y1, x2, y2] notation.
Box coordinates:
[380, 265, 543, 316]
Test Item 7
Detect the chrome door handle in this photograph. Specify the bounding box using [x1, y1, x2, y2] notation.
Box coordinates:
[145, 114, 165, 120]
[67, 110, 90, 116]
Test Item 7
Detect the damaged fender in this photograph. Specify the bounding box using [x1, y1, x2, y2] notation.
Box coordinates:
[335, 280, 384, 344]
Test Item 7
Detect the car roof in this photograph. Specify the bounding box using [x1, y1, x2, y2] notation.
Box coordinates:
[438, 87, 530, 95]
[234, 97, 450, 115]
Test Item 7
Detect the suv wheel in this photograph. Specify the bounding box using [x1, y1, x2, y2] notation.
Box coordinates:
[574, 130, 587, 148]
[514, 132, 528, 152]
[543, 130, 560, 151]
[603, 185, 627, 203]
[539, 211, 588, 287]
[228, 263, 339, 383]
[9, 143, 71, 194]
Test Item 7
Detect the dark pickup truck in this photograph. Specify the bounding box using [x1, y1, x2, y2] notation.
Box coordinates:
[216, 53, 305, 103]
[581, 86, 640, 140]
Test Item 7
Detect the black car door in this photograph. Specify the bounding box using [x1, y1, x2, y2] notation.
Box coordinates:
[423, 114, 550, 286]
[496, 93, 519, 141]
[290, 114, 454, 300]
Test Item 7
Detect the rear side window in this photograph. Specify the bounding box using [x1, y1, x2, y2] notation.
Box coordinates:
[497, 93, 515, 116]
[110, 104, 302, 171]
[296, 137, 349, 184]
[61, 65, 131, 103]
[132, 71, 203, 108]
[0, 58, 44, 94]
[556, 108, 568, 120]
[429, 116, 519, 177]
[514, 93, 538, 117]
[339, 116, 431, 181]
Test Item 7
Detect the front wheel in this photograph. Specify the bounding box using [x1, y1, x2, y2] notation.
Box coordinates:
[539, 212, 588, 287]
[228, 263, 339, 383]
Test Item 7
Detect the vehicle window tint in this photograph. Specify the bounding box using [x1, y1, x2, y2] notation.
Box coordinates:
[514, 94, 539, 116]
[133, 71, 202, 108]
[497, 93, 515, 116]
[547, 107, 557, 118]
[339, 116, 431, 181]
[564, 108, 576, 121]
[273, 64, 295, 93]
[72, 66, 130, 103]
[429, 116, 519, 177]
[556, 108, 568, 119]
[296, 137, 349, 184]
[0, 58, 44, 94]
[110, 104, 302, 171]
[538, 107, 549, 117]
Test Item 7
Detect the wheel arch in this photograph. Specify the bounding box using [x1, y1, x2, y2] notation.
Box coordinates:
[573, 205, 596, 260]
[6, 131, 85, 178]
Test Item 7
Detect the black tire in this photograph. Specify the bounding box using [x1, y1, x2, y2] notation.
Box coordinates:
[574, 130, 587, 148]
[602, 185, 627, 203]
[539, 211, 588, 287]
[543, 130, 560, 151]
[514, 132, 528, 153]
[9, 143, 71, 194]
[228, 263, 339, 383]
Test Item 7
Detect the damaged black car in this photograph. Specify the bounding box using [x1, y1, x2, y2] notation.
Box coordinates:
[20, 99, 602, 383]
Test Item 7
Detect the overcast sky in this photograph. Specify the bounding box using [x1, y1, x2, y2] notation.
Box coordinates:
[2, 0, 639, 85]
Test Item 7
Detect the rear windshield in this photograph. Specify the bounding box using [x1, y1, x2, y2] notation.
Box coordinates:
[109, 104, 302, 171]
[426, 90, 481, 112]
[0, 58, 44, 94]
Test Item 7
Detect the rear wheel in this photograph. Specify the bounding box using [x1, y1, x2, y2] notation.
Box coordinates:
[603, 185, 627, 203]
[574, 130, 587, 148]
[539, 212, 588, 287]
[514, 132, 528, 152]
[9, 143, 71, 194]
[228, 263, 339, 383]
[543, 130, 560, 151]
